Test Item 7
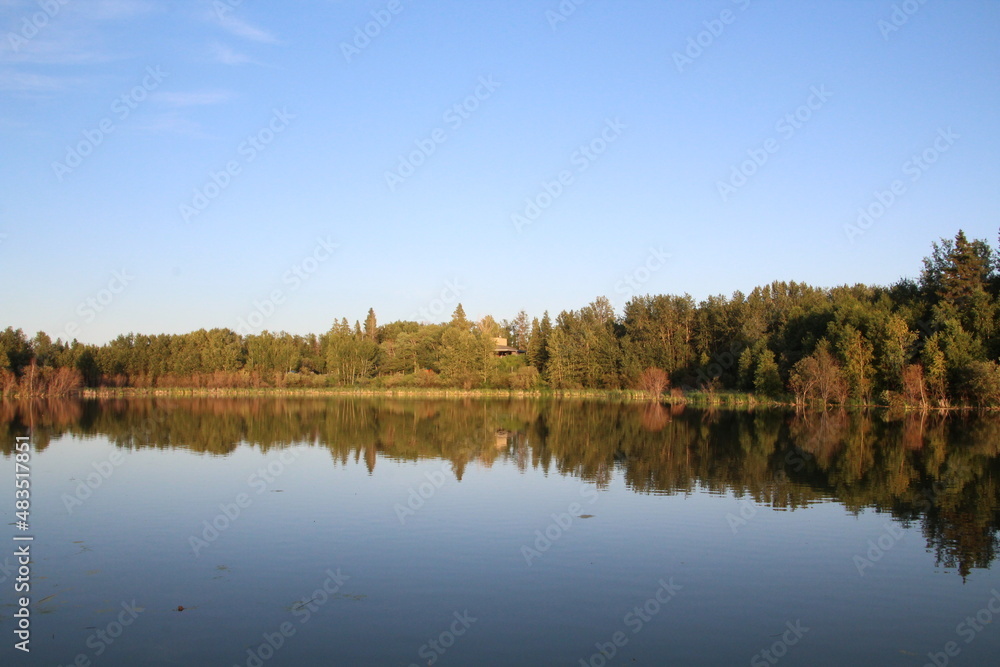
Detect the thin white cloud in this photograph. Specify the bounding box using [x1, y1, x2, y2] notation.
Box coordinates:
[0, 1, 156, 67]
[152, 90, 233, 107]
[217, 15, 277, 44]
[210, 43, 256, 66]
[132, 111, 209, 138]
[83, 0, 156, 20]
[0, 70, 87, 93]
[0, 33, 117, 66]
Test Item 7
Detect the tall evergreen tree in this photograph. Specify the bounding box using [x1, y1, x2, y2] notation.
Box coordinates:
[527, 313, 551, 375]
[451, 304, 470, 331]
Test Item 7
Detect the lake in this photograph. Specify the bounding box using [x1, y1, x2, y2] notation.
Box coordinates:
[1, 398, 999, 666]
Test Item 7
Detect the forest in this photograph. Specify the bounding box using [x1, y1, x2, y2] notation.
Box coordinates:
[2, 229, 999, 407]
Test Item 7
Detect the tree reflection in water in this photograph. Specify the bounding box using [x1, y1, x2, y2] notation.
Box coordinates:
[2, 397, 998, 578]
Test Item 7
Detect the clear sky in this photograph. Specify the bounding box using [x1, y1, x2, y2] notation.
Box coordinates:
[2, 0, 998, 344]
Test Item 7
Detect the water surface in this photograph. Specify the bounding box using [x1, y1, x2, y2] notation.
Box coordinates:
[1, 398, 999, 666]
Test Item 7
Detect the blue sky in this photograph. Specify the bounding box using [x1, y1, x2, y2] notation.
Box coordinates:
[2, 0, 998, 344]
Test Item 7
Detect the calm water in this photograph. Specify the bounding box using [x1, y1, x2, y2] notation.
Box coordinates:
[1, 398, 999, 666]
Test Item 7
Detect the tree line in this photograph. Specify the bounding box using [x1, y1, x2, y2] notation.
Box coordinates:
[2, 229, 999, 406]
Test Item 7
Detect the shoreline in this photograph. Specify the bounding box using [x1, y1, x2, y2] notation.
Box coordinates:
[76, 386, 658, 401]
[21, 387, 971, 411]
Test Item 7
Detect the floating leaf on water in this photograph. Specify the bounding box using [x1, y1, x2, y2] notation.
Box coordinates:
[335, 593, 367, 601]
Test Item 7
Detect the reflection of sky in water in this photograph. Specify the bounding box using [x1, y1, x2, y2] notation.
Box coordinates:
[1, 404, 999, 666]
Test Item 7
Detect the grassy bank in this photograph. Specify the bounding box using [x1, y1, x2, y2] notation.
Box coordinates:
[2, 387, 960, 412]
[76, 385, 794, 408]
[79, 386, 652, 401]
[65, 386, 978, 412]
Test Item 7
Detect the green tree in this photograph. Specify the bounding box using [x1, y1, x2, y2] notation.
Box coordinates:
[876, 314, 917, 392]
[31, 331, 56, 367]
[963, 361, 1000, 406]
[753, 349, 782, 397]
[621, 294, 695, 380]
[789, 340, 847, 406]
[527, 313, 551, 376]
[477, 315, 502, 340]
[0, 327, 32, 373]
[450, 304, 470, 331]
[921, 335, 948, 404]
[439, 327, 487, 388]
[511, 309, 531, 350]
[545, 327, 573, 389]
[326, 324, 378, 385]
[832, 324, 874, 403]
[576, 298, 621, 388]
[921, 230, 994, 308]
